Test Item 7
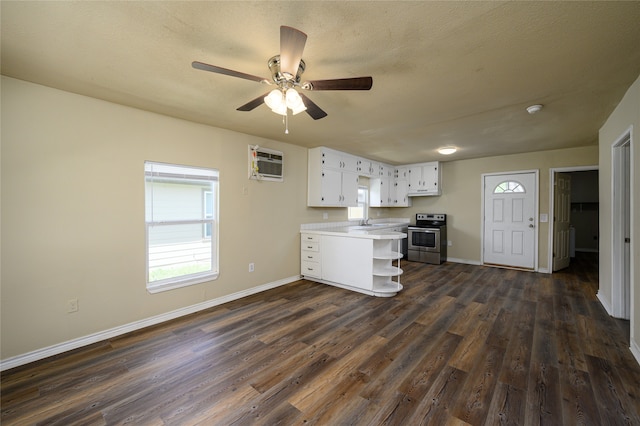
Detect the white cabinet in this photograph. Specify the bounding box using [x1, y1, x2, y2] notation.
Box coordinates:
[300, 233, 321, 278]
[392, 166, 411, 207]
[356, 158, 376, 177]
[319, 148, 359, 173]
[300, 232, 404, 297]
[308, 147, 359, 207]
[308, 147, 442, 207]
[407, 162, 441, 196]
[370, 163, 394, 207]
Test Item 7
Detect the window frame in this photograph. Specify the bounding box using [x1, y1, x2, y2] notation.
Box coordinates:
[144, 161, 219, 293]
[348, 185, 369, 222]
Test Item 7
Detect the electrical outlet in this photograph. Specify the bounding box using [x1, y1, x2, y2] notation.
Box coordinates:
[67, 298, 79, 313]
[322, 212, 328, 220]
[447, 241, 453, 246]
[249, 263, 255, 272]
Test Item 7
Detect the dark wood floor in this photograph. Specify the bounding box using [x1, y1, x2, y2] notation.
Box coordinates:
[2, 253, 639, 425]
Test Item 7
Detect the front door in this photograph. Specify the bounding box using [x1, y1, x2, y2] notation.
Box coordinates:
[483, 171, 537, 270]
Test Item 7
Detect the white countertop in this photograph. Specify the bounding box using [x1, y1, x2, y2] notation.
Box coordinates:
[301, 220, 408, 240]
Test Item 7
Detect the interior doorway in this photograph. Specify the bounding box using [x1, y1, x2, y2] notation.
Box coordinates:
[549, 167, 599, 272]
[611, 130, 632, 320]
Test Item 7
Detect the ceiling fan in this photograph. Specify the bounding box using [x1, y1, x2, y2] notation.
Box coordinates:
[192, 25, 373, 132]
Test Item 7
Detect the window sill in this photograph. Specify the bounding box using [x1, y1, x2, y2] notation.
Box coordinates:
[146, 272, 219, 294]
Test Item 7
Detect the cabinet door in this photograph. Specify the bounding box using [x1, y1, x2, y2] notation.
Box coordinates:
[341, 172, 359, 206]
[408, 165, 423, 191]
[357, 158, 373, 177]
[322, 149, 358, 173]
[395, 167, 409, 180]
[370, 178, 383, 207]
[321, 149, 343, 170]
[421, 164, 439, 192]
[320, 169, 343, 205]
[341, 154, 359, 174]
[393, 179, 410, 206]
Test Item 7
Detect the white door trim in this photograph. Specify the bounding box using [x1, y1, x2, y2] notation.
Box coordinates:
[547, 165, 599, 275]
[611, 126, 634, 322]
[481, 169, 539, 271]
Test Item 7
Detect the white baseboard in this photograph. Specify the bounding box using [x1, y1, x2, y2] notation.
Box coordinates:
[597, 291, 613, 316]
[445, 257, 482, 266]
[0, 275, 301, 372]
[631, 339, 640, 367]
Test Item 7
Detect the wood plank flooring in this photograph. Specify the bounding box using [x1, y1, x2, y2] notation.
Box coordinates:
[2, 253, 639, 425]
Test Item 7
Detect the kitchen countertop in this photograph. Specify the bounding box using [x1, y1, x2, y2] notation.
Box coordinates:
[301, 221, 408, 240]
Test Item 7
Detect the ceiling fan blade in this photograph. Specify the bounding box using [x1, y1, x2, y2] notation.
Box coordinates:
[192, 61, 267, 83]
[305, 77, 373, 91]
[280, 26, 307, 78]
[236, 93, 269, 111]
[299, 93, 328, 120]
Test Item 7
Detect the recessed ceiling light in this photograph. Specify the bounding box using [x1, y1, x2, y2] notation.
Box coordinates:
[526, 104, 543, 114]
[438, 147, 457, 155]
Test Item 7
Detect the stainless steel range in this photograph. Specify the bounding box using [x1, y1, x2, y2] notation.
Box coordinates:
[408, 213, 447, 264]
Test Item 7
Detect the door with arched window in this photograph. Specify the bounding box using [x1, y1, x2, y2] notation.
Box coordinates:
[482, 171, 538, 270]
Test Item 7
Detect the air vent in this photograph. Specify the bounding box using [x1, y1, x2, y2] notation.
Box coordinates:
[249, 145, 284, 181]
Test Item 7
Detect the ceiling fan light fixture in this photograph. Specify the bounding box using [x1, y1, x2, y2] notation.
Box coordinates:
[264, 89, 287, 115]
[286, 88, 307, 115]
[438, 147, 457, 155]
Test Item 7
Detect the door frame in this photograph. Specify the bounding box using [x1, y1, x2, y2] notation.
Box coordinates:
[481, 169, 539, 271]
[611, 126, 633, 321]
[547, 165, 598, 274]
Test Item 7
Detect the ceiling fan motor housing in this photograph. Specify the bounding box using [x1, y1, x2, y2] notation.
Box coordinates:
[268, 55, 306, 87]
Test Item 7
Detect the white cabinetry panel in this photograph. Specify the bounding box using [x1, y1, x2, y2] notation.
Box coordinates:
[308, 147, 359, 207]
[407, 162, 441, 196]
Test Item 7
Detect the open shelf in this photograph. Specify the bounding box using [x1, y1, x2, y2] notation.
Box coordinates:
[373, 250, 403, 260]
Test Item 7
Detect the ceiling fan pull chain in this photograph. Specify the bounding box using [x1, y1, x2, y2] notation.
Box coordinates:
[285, 111, 289, 134]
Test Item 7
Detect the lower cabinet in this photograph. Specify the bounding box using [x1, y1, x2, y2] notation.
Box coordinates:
[300, 233, 321, 278]
[300, 233, 403, 297]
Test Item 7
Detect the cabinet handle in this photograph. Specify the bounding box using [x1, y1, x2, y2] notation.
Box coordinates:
[307, 246, 313, 249]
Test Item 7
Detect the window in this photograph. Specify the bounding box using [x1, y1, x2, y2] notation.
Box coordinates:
[494, 180, 525, 193]
[348, 186, 369, 221]
[145, 161, 219, 293]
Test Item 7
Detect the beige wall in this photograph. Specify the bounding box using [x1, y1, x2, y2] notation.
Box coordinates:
[1, 76, 328, 360]
[598, 74, 640, 357]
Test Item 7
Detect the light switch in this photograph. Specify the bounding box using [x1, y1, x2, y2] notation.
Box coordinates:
[540, 213, 548, 223]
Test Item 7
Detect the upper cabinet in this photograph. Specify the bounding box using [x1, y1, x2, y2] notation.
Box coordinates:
[370, 163, 393, 207]
[392, 166, 411, 206]
[356, 158, 376, 177]
[307, 147, 441, 207]
[320, 148, 359, 174]
[407, 162, 441, 196]
[308, 147, 359, 207]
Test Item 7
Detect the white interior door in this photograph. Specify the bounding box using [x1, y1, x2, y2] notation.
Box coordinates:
[483, 172, 537, 270]
[553, 172, 572, 271]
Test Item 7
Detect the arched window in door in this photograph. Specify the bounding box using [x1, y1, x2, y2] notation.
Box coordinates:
[494, 180, 525, 193]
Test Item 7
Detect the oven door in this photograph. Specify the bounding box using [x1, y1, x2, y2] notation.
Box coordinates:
[408, 227, 440, 252]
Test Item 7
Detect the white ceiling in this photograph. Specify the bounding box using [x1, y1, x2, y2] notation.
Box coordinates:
[2, 1, 639, 164]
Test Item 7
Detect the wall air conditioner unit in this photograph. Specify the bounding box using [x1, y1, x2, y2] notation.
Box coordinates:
[248, 145, 284, 182]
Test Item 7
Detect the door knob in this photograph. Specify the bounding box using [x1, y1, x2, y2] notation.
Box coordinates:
[529, 224, 535, 228]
